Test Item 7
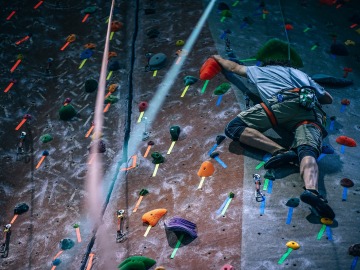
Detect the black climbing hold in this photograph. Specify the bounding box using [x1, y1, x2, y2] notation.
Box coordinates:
[144, 8, 156, 15]
[210, 152, 219, 159]
[216, 135, 226, 145]
[349, 243, 360, 257]
[108, 60, 121, 71]
[170, 126, 180, 141]
[330, 43, 348, 56]
[14, 203, 29, 215]
[285, 198, 300, 208]
[85, 79, 98, 93]
[330, 116, 336, 121]
[148, 53, 167, 70]
[148, 141, 154, 146]
[218, 2, 230, 11]
[146, 29, 160, 38]
[59, 238, 75, 250]
[151, 152, 165, 164]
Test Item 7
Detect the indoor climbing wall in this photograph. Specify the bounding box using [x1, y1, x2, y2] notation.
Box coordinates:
[1, 0, 360, 270]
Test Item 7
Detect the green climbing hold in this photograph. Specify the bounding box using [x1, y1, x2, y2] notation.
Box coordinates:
[229, 192, 235, 198]
[264, 169, 275, 180]
[40, 134, 53, 143]
[118, 256, 156, 270]
[285, 198, 300, 208]
[85, 79, 98, 93]
[59, 104, 77, 121]
[151, 152, 165, 164]
[256, 38, 303, 68]
[183, 76, 198, 86]
[139, 189, 149, 196]
[176, 40, 185, 46]
[84, 6, 97, 14]
[221, 10, 232, 18]
[214, 83, 231, 95]
[73, 223, 79, 228]
[105, 95, 119, 104]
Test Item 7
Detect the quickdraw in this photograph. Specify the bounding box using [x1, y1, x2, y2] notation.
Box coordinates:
[254, 174, 265, 202]
[116, 210, 126, 243]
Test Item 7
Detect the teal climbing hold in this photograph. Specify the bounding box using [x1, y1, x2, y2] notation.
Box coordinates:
[151, 152, 165, 164]
[285, 198, 300, 208]
[214, 83, 231, 95]
[105, 95, 119, 104]
[40, 134, 53, 143]
[183, 76, 198, 86]
[83, 6, 97, 14]
[118, 256, 156, 270]
[170, 126, 181, 141]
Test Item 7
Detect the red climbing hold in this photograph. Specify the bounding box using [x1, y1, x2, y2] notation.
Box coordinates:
[285, 24, 294, 30]
[138, 101, 148, 112]
[199, 58, 222, 80]
[336, 136, 357, 147]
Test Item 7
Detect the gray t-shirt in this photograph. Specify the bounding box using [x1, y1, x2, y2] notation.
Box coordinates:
[246, 66, 326, 102]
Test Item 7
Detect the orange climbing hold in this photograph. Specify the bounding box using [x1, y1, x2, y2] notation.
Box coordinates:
[199, 58, 222, 80]
[336, 136, 357, 147]
[142, 209, 167, 227]
[111, 21, 123, 32]
[197, 161, 215, 177]
[341, 98, 350, 105]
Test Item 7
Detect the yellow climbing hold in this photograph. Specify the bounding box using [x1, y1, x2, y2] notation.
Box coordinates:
[175, 40, 185, 46]
[286, 241, 300, 250]
[320, 217, 333, 225]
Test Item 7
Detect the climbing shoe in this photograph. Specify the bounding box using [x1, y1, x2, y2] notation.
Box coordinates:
[264, 149, 297, 169]
[300, 190, 335, 220]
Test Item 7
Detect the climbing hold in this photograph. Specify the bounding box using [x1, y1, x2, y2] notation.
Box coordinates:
[80, 49, 93, 60]
[214, 83, 231, 95]
[183, 76, 198, 86]
[59, 238, 75, 250]
[336, 136, 357, 147]
[108, 84, 118, 93]
[108, 51, 117, 59]
[216, 135, 226, 145]
[165, 217, 198, 239]
[256, 38, 303, 68]
[148, 141, 154, 146]
[343, 68, 352, 78]
[330, 43, 348, 56]
[52, 259, 61, 266]
[264, 169, 275, 180]
[148, 53, 167, 70]
[221, 10, 232, 18]
[118, 256, 156, 270]
[83, 6, 97, 14]
[151, 152, 165, 164]
[40, 134, 53, 143]
[144, 8, 156, 15]
[218, 2, 230, 11]
[84, 43, 96, 49]
[59, 104, 77, 121]
[89, 139, 106, 153]
[108, 60, 121, 71]
[155, 267, 166, 270]
[199, 58, 222, 80]
[85, 79, 98, 93]
[105, 95, 119, 104]
[170, 126, 180, 141]
[286, 241, 300, 250]
[349, 243, 360, 257]
[146, 29, 160, 38]
[42, 150, 50, 156]
[285, 198, 300, 208]
[341, 98, 350, 105]
[344, 40, 355, 46]
[14, 203, 29, 215]
[197, 161, 215, 177]
[320, 217, 333, 225]
[138, 101, 148, 112]
[111, 21, 123, 32]
[285, 24, 294, 30]
[175, 40, 185, 46]
[142, 209, 167, 227]
[340, 178, 354, 188]
[66, 34, 76, 43]
[220, 264, 234, 270]
[210, 152, 219, 159]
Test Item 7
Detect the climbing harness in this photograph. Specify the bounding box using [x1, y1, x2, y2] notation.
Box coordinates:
[254, 174, 265, 202]
[116, 210, 126, 243]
